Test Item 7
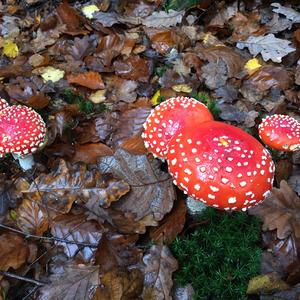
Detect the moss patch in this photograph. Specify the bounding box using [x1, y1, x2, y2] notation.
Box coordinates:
[171, 208, 262, 300]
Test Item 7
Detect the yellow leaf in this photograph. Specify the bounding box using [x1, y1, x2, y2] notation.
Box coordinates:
[82, 5, 99, 19]
[172, 84, 192, 93]
[40, 67, 65, 83]
[89, 90, 106, 103]
[151, 90, 161, 106]
[245, 58, 262, 73]
[2, 40, 19, 58]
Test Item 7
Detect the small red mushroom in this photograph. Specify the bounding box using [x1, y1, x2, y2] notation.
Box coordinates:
[0, 98, 9, 111]
[258, 114, 300, 151]
[166, 121, 275, 211]
[0, 105, 46, 170]
[142, 96, 213, 158]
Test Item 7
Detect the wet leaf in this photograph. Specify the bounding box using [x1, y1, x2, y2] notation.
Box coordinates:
[149, 197, 187, 245]
[17, 199, 49, 236]
[237, 34, 296, 63]
[249, 181, 300, 239]
[143, 10, 184, 28]
[142, 245, 178, 300]
[67, 71, 105, 90]
[37, 263, 99, 300]
[50, 213, 103, 262]
[97, 149, 176, 224]
[0, 233, 29, 271]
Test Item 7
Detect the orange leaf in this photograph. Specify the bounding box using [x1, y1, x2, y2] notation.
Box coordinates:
[67, 71, 105, 90]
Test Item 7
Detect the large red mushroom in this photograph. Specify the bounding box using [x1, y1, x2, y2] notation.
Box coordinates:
[142, 96, 213, 158]
[166, 121, 275, 211]
[0, 105, 46, 170]
[258, 114, 300, 151]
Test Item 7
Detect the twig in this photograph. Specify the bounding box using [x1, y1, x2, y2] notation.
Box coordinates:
[0, 224, 99, 248]
[0, 271, 47, 286]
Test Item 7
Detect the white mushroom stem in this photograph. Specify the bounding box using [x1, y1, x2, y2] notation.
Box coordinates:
[12, 153, 35, 170]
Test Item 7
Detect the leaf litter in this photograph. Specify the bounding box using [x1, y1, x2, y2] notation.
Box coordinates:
[0, 0, 300, 299]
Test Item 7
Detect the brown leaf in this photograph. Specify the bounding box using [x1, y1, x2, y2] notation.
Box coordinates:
[120, 134, 147, 155]
[142, 245, 178, 300]
[0, 234, 29, 271]
[50, 213, 103, 262]
[26, 93, 50, 109]
[249, 181, 300, 239]
[37, 263, 99, 300]
[97, 149, 176, 225]
[71, 143, 114, 164]
[113, 55, 153, 82]
[99, 267, 143, 300]
[74, 119, 100, 144]
[275, 159, 293, 185]
[149, 197, 187, 245]
[17, 199, 49, 236]
[67, 71, 105, 90]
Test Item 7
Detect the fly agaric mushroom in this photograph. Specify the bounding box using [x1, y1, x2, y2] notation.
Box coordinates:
[142, 96, 213, 158]
[0, 105, 46, 170]
[166, 121, 275, 211]
[0, 98, 9, 111]
[259, 114, 300, 151]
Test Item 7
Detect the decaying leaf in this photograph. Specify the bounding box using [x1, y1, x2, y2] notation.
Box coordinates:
[0, 233, 29, 271]
[37, 263, 99, 300]
[50, 213, 103, 262]
[271, 3, 300, 23]
[142, 10, 184, 28]
[249, 181, 300, 239]
[97, 149, 176, 225]
[39, 66, 65, 83]
[67, 71, 105, 89]
[142, 245, 178, 300]
[236, 34, 296, 63]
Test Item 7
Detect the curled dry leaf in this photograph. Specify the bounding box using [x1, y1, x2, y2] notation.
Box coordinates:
[97, 149, 176, 226]
[120, 134, 148, 155]
[0, 233, 29, 271]
[142, 245, 178, 300]
[17, 199, 49, 236]
[249, 181, 300, 239]
[67, 71, 105, 90]
[50, 213, 103, 262]
[149, 197, 187, 245]
[37, 263, 99, 300]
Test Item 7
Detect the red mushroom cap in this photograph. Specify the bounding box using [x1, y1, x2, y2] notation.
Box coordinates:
[258, 114, 300, 151]
[0, 98, 9, 111]
[166, 121, 275, 211]
[142, 96, 213, 158]
[0, 105, 46, 157]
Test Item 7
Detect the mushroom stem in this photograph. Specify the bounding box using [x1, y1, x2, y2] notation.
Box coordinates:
[12, 153, 35, 170]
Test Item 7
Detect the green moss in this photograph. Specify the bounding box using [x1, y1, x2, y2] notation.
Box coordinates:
[164, 0, 200, 11]
[171, 208, 262, 300]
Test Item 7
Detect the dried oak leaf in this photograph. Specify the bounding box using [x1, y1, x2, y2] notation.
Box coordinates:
[0, 233, 29, 271]
[97, 267, 143, 299]
[149, 197, 187, 245]
[50, 213, 103, 262]
[22, 160, 129, 215]
[97, 149, 176, 224]
[113, 55, 153, 83]
[249, 181, 300, 239]
[37, 263, 99, 300]
[17, 199, 49, 236]
[67, 71, 105, 90]
[142, 245, 178, 300]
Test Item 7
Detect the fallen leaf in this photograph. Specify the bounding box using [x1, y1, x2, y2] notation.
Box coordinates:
[67, 71, 105, 90]
[17, 199, 49, 236]
[142, 10, 184, 28]
[97, 149, 176, 224]
[247, 272, 290, 294]
[50, 213, 103, 262]
[119, 134, 147, 155]
[237, 34, 296, 63]
[0, 233, 29, 271]
[249, 181, 300, 239]
[149, 197, 187, 245]
[271, 3, 300, 23]
[244, 58, 262, 74]
[150, 90, 161, 106]
[40, 66, 65, 83]
[142, 245, 178, 300]
[82, 5, 100, 19]
[89, 90, 106, 104]
[2, 39, 19, 58]
[37, 263, 99, 300]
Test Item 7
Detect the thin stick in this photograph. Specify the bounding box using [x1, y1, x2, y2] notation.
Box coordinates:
[0, 224, 99, 248]
[0, 271, 46, 286]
